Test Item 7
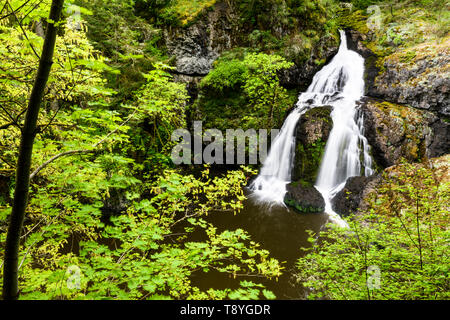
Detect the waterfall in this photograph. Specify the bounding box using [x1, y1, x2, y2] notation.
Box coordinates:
[249, 30, 373, 224]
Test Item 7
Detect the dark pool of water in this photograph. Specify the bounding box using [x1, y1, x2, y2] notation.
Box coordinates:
[189, 189, 331, 299]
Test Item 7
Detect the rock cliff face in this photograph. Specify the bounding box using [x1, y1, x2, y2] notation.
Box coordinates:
[164, 1, 237, 75]
[359, 98, 449, 168]
[345, 29, 449, 168]
[370, 38, 450, 117]
[347, 31, 450, 118]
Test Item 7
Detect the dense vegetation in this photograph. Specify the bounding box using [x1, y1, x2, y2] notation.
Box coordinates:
[297, 158, 449, 299]
[0, 0, 448, 300]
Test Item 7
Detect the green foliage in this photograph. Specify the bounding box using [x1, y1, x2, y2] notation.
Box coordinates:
[1, 165, 282, 299]
[134, 63, 188, 142]
[200, 59, 247, 93]
[198, 51, 294, 130]
[248, 29, 286, 51]
[242, 53, 294, 128]
[295, 160, 450, 299]
[0, 1, 283, 300]
[120, 62, 189, 175]
[76, 0, 155, 59]
[134, 0, 216, 27]
[75, 0, 169, 102]
[0, 2, 117, 176]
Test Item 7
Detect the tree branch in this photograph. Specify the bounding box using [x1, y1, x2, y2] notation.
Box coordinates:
[6, 1, 41, 60]
[0, 0, 33, 21]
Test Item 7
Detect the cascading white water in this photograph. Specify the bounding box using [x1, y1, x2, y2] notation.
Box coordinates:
[250, 30, 373, 224]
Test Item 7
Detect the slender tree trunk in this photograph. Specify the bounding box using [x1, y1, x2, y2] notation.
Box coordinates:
[2, 0, 64, 300]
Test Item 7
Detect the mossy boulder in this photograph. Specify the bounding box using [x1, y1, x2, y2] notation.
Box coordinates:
[291, 106, 333, 184]
[359, 98, 439, 168]
[284, 180, 325, 213]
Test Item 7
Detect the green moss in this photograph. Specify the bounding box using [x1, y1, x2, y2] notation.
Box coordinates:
[338, 9, 370, 34]
[292, 106, 332, 183]
[295, 140, 327, 185]
[290, 179, 314, 188]
[398, 49, 417, 63]
[284, 197, 322, 214]
[160, 0, 217, 27]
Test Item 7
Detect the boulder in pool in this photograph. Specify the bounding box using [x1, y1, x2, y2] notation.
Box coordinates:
[284, 181, 325, 213]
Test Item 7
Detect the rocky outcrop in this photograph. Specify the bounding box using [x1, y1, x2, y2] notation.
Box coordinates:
[347, 29, 449, 167]
[371, 38, 450, 117]
[368, 37, 449, 117]
[291, 106, 333, 184]
[359, 97, 449, 168]
[347, 29, 449, 115]
[164, 1, 237, 75]
[332, 155, 449, 218]
[332, 175, 381, 217]
[284, 181, 325, 213]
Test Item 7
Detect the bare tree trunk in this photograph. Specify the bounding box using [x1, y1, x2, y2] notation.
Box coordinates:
[2, 0, 64, 300]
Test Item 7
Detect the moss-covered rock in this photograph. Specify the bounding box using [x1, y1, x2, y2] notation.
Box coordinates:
[370, 36, 450, 117]
[164, 1, 238, 75]
[359, 98, 437, 168]
[291, 106, 333, 184]
[284, 180, 325, 213]
[331, 155, 449, 219]
[340, 5, 449, 117]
